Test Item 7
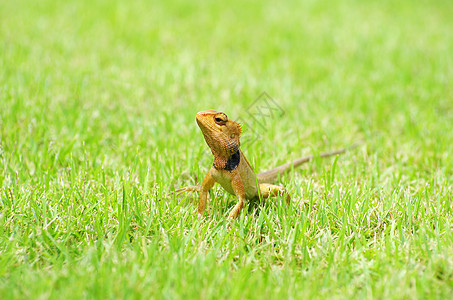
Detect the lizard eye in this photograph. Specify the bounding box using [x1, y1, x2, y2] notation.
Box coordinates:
[214, 116, 227, 125]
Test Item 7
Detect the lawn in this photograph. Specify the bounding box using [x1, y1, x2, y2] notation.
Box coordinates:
[1, 0, 453, 298]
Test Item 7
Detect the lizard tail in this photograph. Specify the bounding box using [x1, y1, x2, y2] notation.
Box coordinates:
[256, 145, 357, 184]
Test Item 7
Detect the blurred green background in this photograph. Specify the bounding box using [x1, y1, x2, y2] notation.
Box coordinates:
[1, 0, 453, 298]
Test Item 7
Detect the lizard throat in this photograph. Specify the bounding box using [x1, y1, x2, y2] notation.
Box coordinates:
[213, 150, 240, 171]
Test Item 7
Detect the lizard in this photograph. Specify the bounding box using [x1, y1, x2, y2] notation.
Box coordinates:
[175, 109, 350, 219]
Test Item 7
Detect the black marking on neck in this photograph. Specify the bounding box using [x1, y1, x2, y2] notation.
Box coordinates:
[214, 150, 240, 171]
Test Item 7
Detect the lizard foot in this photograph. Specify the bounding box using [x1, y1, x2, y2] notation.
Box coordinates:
[258, 183, 291, 204]
[167, 185, 201, 197]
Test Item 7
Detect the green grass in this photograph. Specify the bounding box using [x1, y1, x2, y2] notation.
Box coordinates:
[1, 0, 453, 298]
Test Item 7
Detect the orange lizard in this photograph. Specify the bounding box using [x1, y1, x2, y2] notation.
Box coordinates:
[176, 109, 349, 219]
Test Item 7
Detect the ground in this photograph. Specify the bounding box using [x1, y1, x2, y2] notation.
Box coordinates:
[1, 0, 453, 298]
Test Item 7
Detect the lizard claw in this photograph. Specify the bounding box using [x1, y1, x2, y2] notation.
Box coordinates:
[167, 185, 201, 197]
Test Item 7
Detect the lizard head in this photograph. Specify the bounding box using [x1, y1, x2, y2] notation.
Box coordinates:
[196, 110, 242, 169]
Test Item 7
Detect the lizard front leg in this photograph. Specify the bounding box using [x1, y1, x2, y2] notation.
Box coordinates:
[228, 171, 246, 219]
[258, 183, 291, 204]
[198, 168, 216, 217]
